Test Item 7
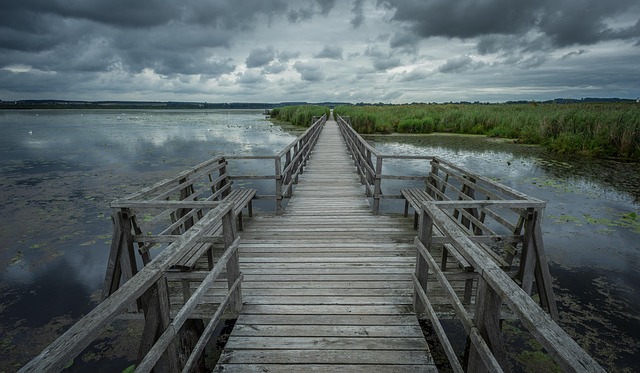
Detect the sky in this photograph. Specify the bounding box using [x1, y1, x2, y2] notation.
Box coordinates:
[1, 0, 639, 103]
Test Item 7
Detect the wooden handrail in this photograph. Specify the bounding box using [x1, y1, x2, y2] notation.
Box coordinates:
[19, 202, 241, 373]
[415, 201, 605, 373]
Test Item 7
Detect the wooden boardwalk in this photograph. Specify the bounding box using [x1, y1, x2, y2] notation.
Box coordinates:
[215, 118, 438, 372]
[20, 114, 606, 373]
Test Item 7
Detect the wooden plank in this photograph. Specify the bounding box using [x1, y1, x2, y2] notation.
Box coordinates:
[225, 337, 429, 350]
[214, 364, 435, 373]
[236, 312, 418, 327]
[217, 349, 433, 365]
[231, 324, 424, 337]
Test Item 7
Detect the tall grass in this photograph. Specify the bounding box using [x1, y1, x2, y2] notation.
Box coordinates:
[270, 105, 330, 127]
[334, 103, 640, 160]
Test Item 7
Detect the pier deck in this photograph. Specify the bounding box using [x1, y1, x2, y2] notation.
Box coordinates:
[215, 118, 437, 372]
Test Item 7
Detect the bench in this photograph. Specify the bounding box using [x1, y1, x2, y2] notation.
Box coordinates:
[171, 188, 256, 270]
[401, 188, 435, 230]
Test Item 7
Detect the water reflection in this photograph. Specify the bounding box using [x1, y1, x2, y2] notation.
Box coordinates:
[0, 109, 296, 371]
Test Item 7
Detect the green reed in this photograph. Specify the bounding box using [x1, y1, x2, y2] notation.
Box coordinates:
[271, 105, 331, 127]
[334, 103, 640, 159]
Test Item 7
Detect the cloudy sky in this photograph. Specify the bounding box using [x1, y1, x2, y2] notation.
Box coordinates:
[1, 0, 639, 103]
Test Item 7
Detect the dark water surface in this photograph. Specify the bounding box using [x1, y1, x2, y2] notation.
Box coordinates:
[1, 111, 638, 371]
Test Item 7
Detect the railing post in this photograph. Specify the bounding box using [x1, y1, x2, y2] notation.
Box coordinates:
[284, 149, 293, 198]
[102, 210, 139, 301]
[467, 277, 511, 373]
[222, 207, 242, 314]
[414, 204, 433, 315]
[372, 157, 383, 214]
[518, 208, 558, 319]
[275, 156, 283, 215]
[217, 157, 230, 199]
[427, 159, 440, 199]
[137, 277, 179, 372]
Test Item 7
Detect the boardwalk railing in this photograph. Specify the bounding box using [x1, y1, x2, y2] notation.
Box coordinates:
[415, 201, 605, 372]
[336, 114, 434, 213]
[226, 115, 327, 214]
[19, 202, 242, 373]
[336, 114, 604, 372]
[227, 114, 326, 214]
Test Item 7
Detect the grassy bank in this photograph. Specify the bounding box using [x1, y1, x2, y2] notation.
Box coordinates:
[334, 103, 640, 160]
[270, 105, 330, 127]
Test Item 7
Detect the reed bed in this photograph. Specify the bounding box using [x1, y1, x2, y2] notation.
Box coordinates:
[334, 103, 640, 159]
[270, 105, 331, 127]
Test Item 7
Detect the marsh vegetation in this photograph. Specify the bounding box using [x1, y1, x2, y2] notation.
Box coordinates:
[333, 103, 640, 160]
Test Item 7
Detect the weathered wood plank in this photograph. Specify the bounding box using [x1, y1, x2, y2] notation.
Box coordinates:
[231, 324, 424, 337]
[213, 364, 437, 373]
[217, 349, 434, 365]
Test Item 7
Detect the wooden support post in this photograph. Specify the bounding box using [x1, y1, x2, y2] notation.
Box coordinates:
[284, 150, 293, 198]
[217, 158, 230, 199]
[177, 177, 195, 231]
[504, 215, 525, 266]
[530, 210, 559, 319]
[414, 206, 433, 315]
[518, 209, 537, 295]
[275, 157, 283, 215]
[467, 277, 511, 373]
[293, 142, 301, 183]
[102, 210, 139, 301]
[372, 157, 383, 215]
[222, 208, 242, 315]
[137, 277, 179, 372]
[427, 160, 440, 198]
[130, 217, 151, 266]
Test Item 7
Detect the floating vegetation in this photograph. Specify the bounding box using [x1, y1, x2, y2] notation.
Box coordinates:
[10, 251, 23, 265]
[550, 211, 640, 234]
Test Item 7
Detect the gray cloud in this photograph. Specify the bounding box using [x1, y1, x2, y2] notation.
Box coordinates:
[0, 0, 638, 103]
[236, 70, 267, 85]
[294, 61, 325, 81]
[246, 47, 278, 68]
[396, 68, 432, 82]
[438, 55, 485, 74]
[351, 0, 365, 28]
[372, 57, 402, 71]
[381, 0, 640, 48]
[288, 0, 337, 22]
[315, 45, 344, 59]
[562, 49, 589, 59]
[390, 31, 421, 50]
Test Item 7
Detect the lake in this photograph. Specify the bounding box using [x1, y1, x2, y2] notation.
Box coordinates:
[1, 110, 638, 372]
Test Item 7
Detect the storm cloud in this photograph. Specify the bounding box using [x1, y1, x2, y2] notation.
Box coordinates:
[0, 0, 638, 103]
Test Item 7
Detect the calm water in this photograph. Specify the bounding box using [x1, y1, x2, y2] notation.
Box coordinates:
[1, 111, 638, 371]
[0, 109, 297, 372]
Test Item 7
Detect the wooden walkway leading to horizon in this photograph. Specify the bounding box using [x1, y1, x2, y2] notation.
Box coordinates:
[20, 113, 606, 373]
[214, 117, 437, 372]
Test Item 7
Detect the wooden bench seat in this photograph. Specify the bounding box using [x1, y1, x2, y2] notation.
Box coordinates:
[401, 188, 434, 229]
[172, 188, 256, 270]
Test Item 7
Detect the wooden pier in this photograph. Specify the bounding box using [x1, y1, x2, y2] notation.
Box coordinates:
[216, 118, 436, 371]
[20, 113, 605, 373]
